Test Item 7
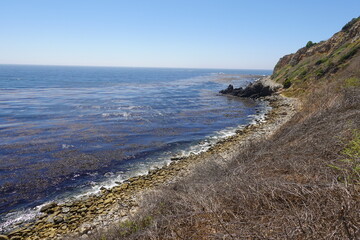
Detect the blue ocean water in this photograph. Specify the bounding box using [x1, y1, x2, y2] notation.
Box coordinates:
[0, 65, 271, 229]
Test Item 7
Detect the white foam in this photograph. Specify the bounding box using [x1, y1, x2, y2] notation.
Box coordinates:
[62, 144, 74, 149]
[1, 101, 271, 233]
[101, 112, 131, 119]
[0, 208, 39, 233]
[175, 101, 270, 158]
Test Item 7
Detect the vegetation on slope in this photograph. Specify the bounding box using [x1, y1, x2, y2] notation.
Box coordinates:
[86, 17, 360, 240]
[272, 16, 360, 97]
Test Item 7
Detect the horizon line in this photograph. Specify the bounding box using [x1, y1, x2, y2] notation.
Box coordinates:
[0, 63, 273, 71]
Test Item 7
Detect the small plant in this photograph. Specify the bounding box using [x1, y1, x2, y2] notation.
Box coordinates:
[339, 45, 360, 63]
[344, 77, 360, 88]
[329, 130, 360, 185]
[299, 69, 308, 78]
[315, 68, 325, 78]
[283, 78, 292, 88]
[306, 41, 317, 48]
[116, 216, 153, 236]
[315, 58, 327, 65]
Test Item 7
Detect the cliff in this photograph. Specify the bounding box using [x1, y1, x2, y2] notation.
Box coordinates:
[272, 16, 360, 95]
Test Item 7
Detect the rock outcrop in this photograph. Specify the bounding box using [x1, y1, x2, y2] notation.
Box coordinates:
[220, 77, 282, 98]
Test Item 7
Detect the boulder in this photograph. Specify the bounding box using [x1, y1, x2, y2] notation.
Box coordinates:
[53, 216, 64, 224]
[10, 237, 22, 240]
[219, 78, 281, 98]
[219, 84, 234, 94]
[0, 235, 9, 240]
[40, 202, 58, 213]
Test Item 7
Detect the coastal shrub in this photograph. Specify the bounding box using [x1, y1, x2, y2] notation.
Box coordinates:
[333, 42, 350, 56]
[299, 69, 308, 79]
[283, 78, 292, 88]
[306, 41, 316, 48]
[116, 216, 153, 236]
[315, 68, 325, 78]
[329, 130, 360, 185]
[315, 58, 327, 65]
[344, 77, 360, 88]
[339, 45, 360, 64]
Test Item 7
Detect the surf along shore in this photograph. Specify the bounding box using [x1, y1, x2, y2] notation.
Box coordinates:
[1, 77, 298, 240]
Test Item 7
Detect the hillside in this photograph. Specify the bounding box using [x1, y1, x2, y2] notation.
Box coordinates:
[272, 16, 360, 96]
[80, 17, 360, 240]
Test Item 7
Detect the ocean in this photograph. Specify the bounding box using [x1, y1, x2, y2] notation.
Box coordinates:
[0, 65, 271, 230]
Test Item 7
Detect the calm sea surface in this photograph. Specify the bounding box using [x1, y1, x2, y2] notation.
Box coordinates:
[0, 65, 271, 229]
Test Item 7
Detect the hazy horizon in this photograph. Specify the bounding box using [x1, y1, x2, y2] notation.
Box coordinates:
[0, 63, 273, 71]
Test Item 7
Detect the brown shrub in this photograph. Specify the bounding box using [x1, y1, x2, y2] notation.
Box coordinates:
[85, 58, 360, 240]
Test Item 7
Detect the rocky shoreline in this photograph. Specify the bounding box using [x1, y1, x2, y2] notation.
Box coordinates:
[220, 76, 282, 98]
[0, 80, 299, 240]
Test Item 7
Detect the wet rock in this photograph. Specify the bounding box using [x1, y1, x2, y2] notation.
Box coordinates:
[69, 217, 80, 224]
[10, 237, 22, 240]
[104, 198, 113, 205]
[8, 228, 25, 237]
[219, 84, 234, 94]
[53, 210, 61, 216]
[54, 216, 64, 224]
[46, 215, 56, 223]
[0, 235, 9, 240]
[64, 202, 74, 207]
[77, 208, 87, 213]
[220, 78, 281, 98]
[40, 203, 58, 213]
[46, 228, 56, 238]
[61, 207, 71, 213]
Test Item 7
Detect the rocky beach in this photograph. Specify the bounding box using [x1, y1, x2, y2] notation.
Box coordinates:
[0, 78, 299, 240]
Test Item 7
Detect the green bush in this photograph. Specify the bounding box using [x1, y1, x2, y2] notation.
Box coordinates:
[306, 41, 316, 48]
[315, 68, 325, 77]
[315, 58, 327, 65]
[299, 69, 308, 78]
[344, 77, 360, 88]
[339, 45, 360, 63]
[329, 130, 360, 185]
[283, 78, 292, 88]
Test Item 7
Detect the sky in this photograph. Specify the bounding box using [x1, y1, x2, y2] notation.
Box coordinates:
[0, 0, 359, 70]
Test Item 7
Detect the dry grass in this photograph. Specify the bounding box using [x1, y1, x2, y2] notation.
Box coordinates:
[84, 57, 360, 240]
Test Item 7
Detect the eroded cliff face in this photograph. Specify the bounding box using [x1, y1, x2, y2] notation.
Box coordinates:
[272, 17, 360, 93]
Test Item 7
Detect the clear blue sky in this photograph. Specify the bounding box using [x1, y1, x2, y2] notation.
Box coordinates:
[0, 0, 359, 69]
